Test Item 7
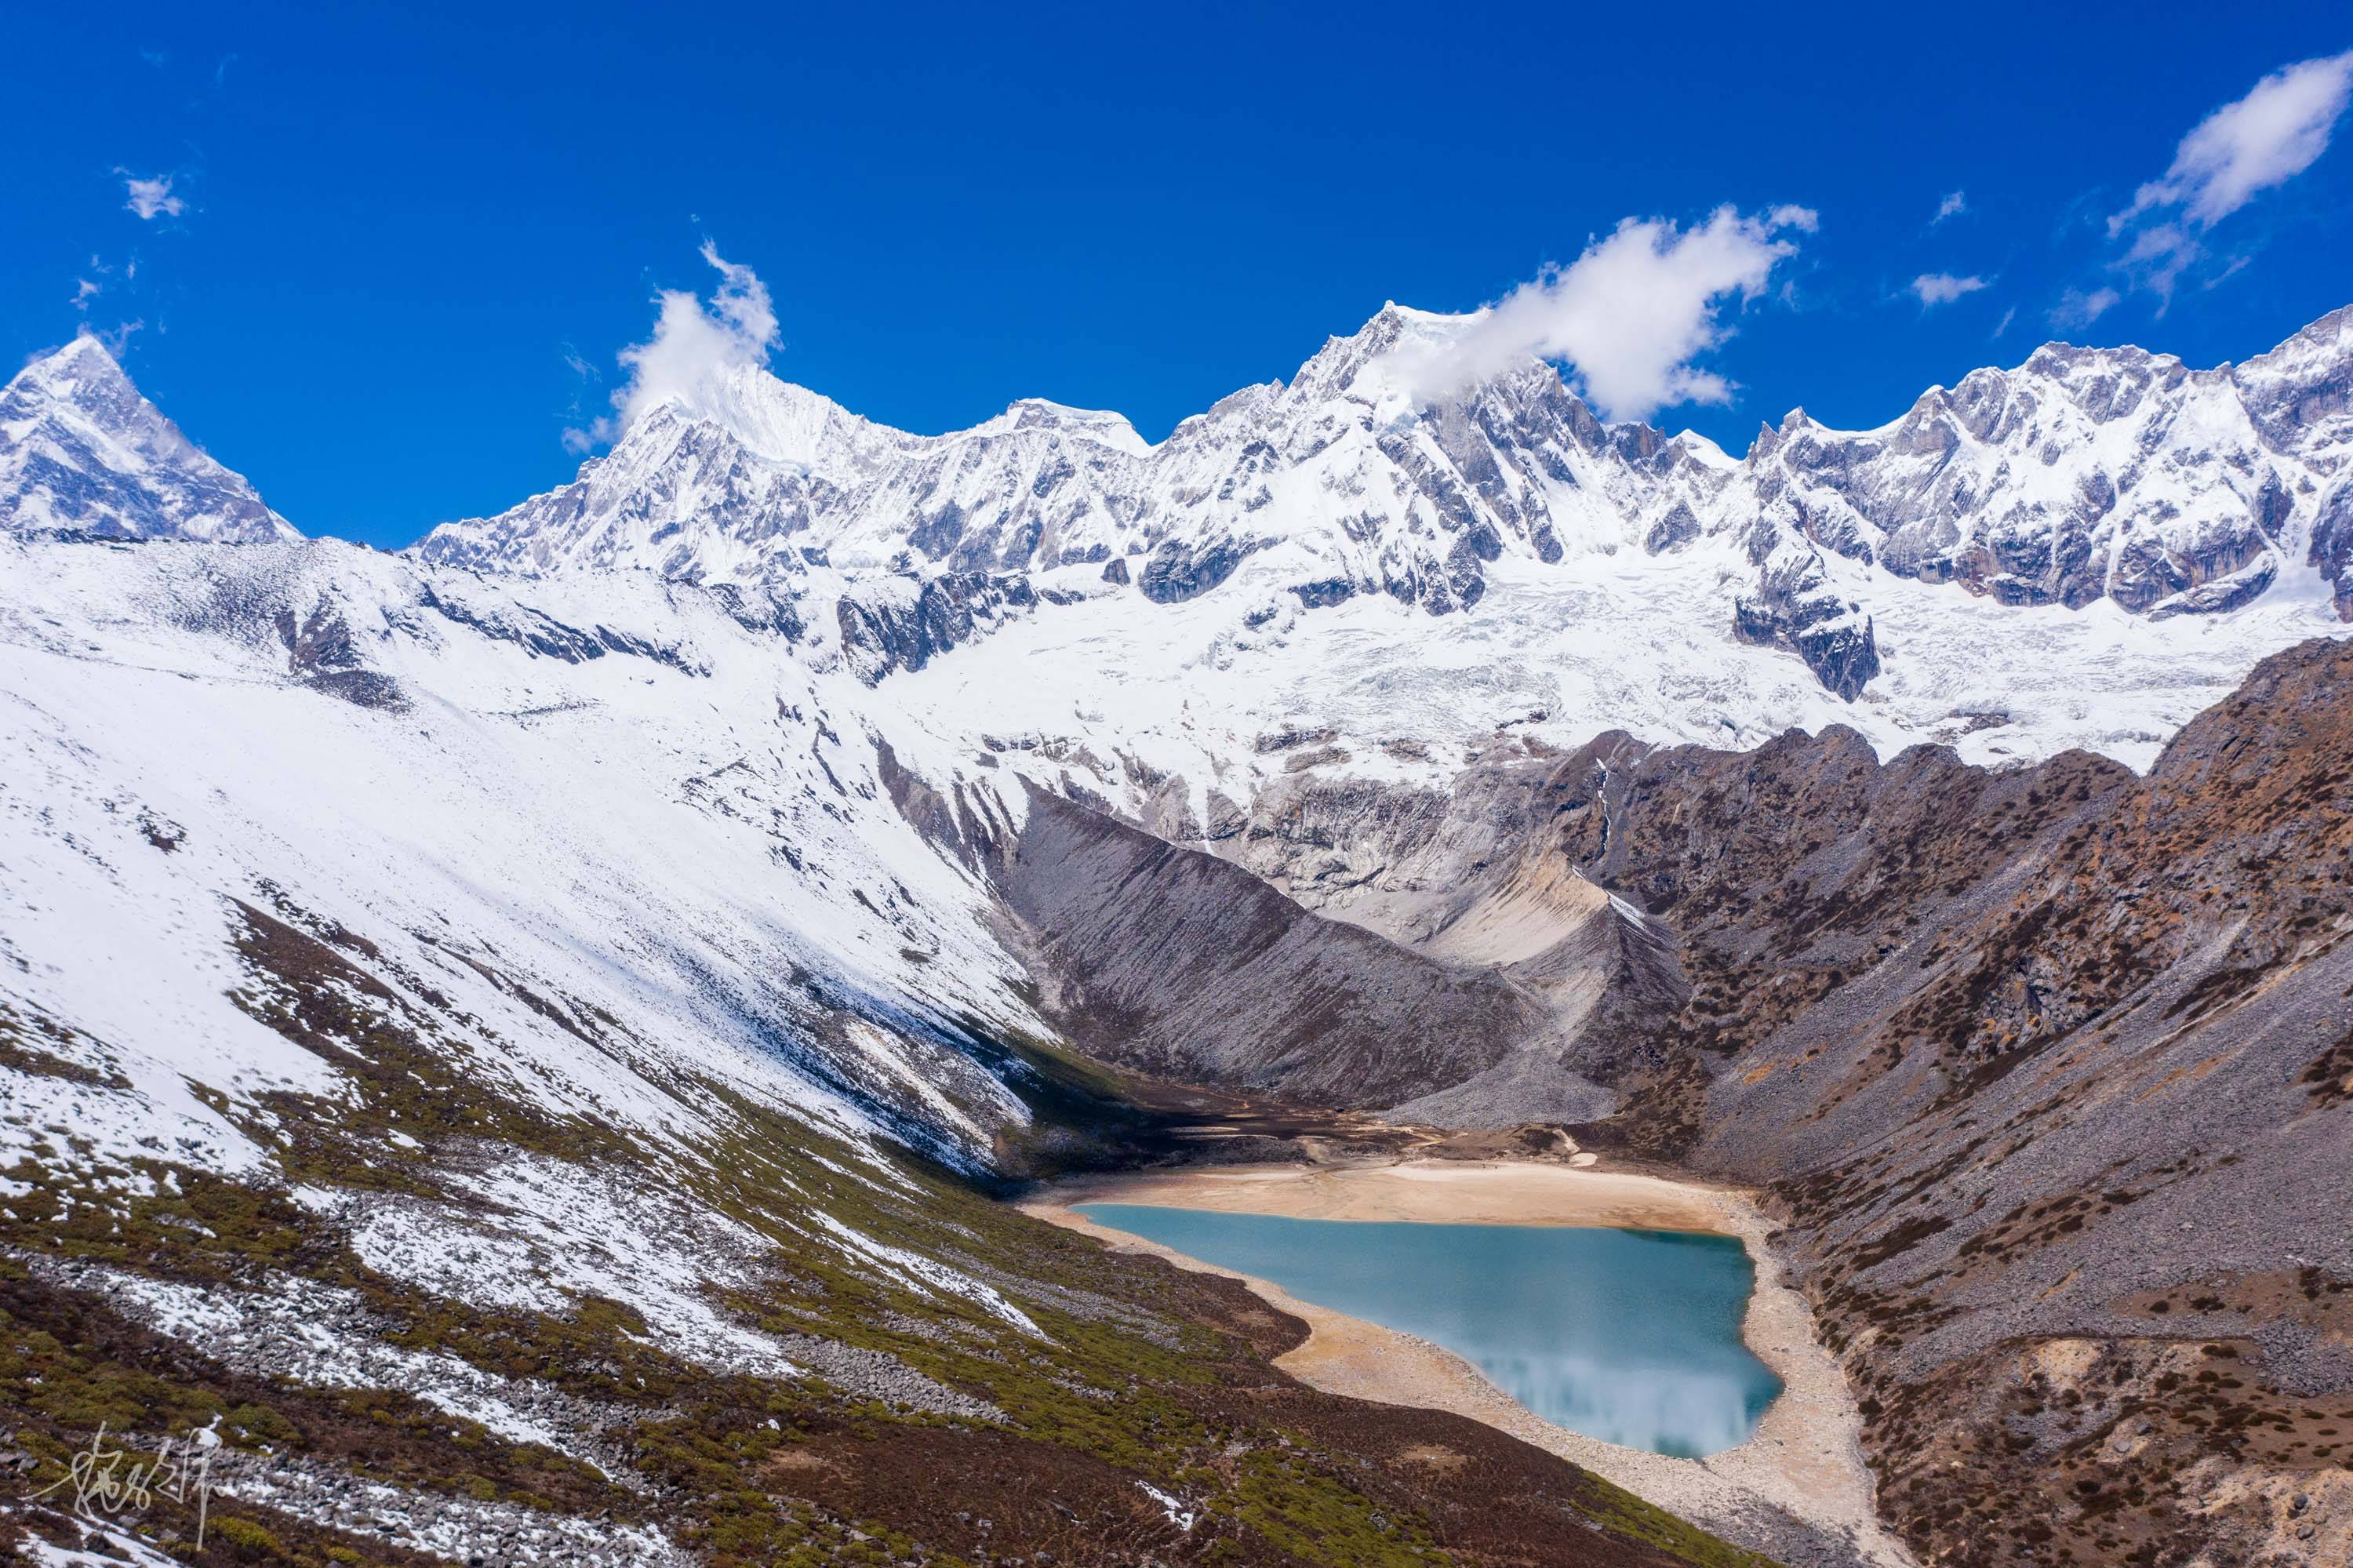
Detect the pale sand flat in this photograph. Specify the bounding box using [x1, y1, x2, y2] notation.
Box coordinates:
[1023, 1160, 1917, 1568]
[1046, 1159, 1730, 1233]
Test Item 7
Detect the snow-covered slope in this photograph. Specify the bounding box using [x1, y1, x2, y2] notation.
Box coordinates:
[0, 532, 1067, 1188]
[21, 525, 1763, 1565]
[0, 524, 1151, 1557]
[0, 335, 298, 543]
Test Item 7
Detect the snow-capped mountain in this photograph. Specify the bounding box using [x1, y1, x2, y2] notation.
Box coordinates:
[5, 302, 2351, 1568]
[420, 304, 1734, 611]
[0, 333, 298, 543]
[8, 311, 2348, 808]
[1738, 304, 2353, 617]
[418, 302, 2353, 703]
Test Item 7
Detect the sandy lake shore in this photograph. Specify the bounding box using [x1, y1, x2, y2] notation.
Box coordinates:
[1022, 1159, 1917, 1568]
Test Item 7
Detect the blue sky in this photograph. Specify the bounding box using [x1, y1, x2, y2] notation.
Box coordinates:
[6, 1, 2351, 548]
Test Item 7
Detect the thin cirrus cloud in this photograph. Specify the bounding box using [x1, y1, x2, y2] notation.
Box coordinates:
[563, 242, 780, 453]
[1933, 191, 1968, 224]
[1910, 272, 1991, 307]
[2049, 286, 2122, 330]
[2097, 50, 2353, 309]
[118, 171, 185, 220]
[1385, 204, 1818, 424]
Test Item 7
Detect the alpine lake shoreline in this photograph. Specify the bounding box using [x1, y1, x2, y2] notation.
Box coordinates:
[1018, 1131, 1921, 1568]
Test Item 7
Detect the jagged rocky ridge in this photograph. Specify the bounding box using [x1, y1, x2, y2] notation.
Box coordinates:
[413, 303, 2353, 699]
[10, 327, 2352, 778]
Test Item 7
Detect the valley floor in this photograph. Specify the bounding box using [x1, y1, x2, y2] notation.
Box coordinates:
[1024, 1158, 1918, 1568]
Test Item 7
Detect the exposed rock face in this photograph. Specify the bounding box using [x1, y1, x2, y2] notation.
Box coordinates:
[995, 787, 1550, 1108]
[835, 571, 1038, 682]
[1642, 501, 1700, 555]
[0, 336, 297, 542]
[1524, 638, 2353, 1568]
[275, 597, 412, 711]
[2311, 476, 2353, 618]
[1287, 576, 1355, 608]
[1729, 529, 1880, 701]
[1175, 746, 1679, 1125]
[1136, 534, 1253, 603]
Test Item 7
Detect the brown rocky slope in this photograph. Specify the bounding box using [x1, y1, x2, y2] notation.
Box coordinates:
[1554, 637, 2353, 1568]
[1002, 636, 2353, 1568]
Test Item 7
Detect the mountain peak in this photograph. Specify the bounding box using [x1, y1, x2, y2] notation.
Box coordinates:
[1286, 301, 1474, 407]
[46, 331, 122, 367]
[16, 333, 135, 401]
[974, 398, 1151, 454]
[1, 336, 297, 544]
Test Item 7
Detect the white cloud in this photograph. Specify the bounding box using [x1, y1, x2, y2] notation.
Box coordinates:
[564, 242, 781, 451]
[71, 278, 101, 311]
[1933, 191, 1967, 224]
[2114, 51, 2353, 231]
[1993, 305, 2017, 338]
[2117, 223, 2204, 310]
[118, 171, 184, 220]
[2204, 253, 2255, 289]
[1910, 272, 1991, 307]
[2049, 287, 2121, 331]
[1392, 205, 1813, 422]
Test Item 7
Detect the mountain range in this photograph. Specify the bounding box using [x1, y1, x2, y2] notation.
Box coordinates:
[1, 307, 2348, 1568]
[412, 300, 2353, 702]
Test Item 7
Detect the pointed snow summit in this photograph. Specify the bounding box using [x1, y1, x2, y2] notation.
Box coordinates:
[0, 334, 298, 544]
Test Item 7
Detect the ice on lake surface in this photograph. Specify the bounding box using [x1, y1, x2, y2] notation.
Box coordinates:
[1075, 1204, 1781, 1457]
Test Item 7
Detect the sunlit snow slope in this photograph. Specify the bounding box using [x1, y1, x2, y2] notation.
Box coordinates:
[0, 534, 1049, 1185]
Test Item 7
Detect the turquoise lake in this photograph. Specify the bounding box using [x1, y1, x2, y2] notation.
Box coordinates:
[1075, 1203, 1782, 1457]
